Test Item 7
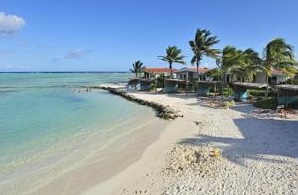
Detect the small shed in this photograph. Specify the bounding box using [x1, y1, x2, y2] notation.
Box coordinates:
[233, 82, 269, 101]
[164, 79, 185, 93]
[275, 84, 298, 107]
[196, 81, 222, 96]
[175, 67, 209, 81]
[128, 78, 153, 91]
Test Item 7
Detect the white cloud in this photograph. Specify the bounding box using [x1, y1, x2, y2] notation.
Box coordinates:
[0, 12, 25, 36]
[65, 49, 93, 59]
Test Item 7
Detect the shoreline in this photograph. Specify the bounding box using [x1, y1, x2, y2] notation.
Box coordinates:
[29, 111, 169, 195]
[15, 84, 297, 195]
[82, 89, 298, 195]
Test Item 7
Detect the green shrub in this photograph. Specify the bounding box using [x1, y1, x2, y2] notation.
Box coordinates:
[285, 78, 298, 85]
[253, 98, 278, 109]
[224, 100, 235, 109]
[247, 89, 277, 98]
[150, 83, 156, 91]
[223, 87, 234, 97]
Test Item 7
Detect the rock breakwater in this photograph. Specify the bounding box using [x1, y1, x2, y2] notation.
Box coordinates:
[97, 86, 182, 120]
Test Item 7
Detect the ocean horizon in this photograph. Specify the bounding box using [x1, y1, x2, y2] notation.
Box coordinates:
[0, 71, 130, 73]
[0, 72, 160, 194]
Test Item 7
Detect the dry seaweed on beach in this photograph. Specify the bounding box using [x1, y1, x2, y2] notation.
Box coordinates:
[250, 108, 298, 119]
[163, 144, 221, 177]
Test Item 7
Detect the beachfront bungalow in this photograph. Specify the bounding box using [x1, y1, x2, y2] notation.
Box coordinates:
[128, 78, 153, 91]
[196, 81, 222, 96]
[275, 85, 298, 108]
[175, 67, 209, 81]
[255, 69, 287, 86]
[233, 82, 269, 101]
[224, 73, 237, 84]
[143, 68, 177, 79]
[164, 79, 185, 93]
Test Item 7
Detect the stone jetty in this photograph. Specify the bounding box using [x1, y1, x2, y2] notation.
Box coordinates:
[89, 85, 182, 120]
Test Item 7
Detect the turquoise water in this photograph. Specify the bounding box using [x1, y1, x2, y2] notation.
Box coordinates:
[0, 73, 156, 194]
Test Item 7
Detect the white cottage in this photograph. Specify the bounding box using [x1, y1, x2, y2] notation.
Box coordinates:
[175, 67, 209, 81]
[255, 69, 287, 85]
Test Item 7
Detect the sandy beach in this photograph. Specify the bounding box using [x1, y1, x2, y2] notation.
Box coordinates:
[82, 92, 298, 195]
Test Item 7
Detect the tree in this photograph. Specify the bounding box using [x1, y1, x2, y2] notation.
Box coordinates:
[262, 38, 297, 98]
[130, 60, 145, 78]
[216, 46, 242, 98]
[230, 48, 263, 82]
[218, 46, 263, 83]
[216, 46, 263, 99]
[158, 46, 186, 78]
[263, 38, 296, 81]
[206, 68, 221, 81]
[189, 28, 220, 80]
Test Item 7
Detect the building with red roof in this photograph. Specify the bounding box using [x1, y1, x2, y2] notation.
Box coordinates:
[143, 67, 177, 79]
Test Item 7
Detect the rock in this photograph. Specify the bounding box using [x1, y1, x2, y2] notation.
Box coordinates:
[97, 86, 182, 120]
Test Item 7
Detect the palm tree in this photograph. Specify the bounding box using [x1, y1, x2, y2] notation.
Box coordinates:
[130, 60, 145, 78]
[230, 48, 263, 82]
[158, 46, 186, 78]
[189, 28, 220, 80]
[218, 46, 263, 83]
[216, 46, 243, 98]
[216, 46, 262, 98]
[262, 38, 296, 98]
[263, 38, 296, 82]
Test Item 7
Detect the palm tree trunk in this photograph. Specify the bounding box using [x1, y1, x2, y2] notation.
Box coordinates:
[265, 74, 269, 100]
[221, 75, 224, 100]
[196, 61, 200, 81]
[169, 62, 173, 79]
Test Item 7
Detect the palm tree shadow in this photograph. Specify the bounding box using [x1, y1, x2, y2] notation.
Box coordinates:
[179, 115, 298, 167]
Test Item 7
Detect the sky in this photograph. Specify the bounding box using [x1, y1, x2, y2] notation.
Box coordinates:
[0, 0, 297, 72]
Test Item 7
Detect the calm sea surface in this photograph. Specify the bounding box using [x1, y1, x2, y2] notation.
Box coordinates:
[0, 73, 156, 194]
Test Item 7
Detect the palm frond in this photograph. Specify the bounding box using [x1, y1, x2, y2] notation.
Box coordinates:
[189, 28, 219, 74]
[158, 46, 186, 78]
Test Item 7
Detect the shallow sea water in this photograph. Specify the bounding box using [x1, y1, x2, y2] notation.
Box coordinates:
[0, 73, 158, 194]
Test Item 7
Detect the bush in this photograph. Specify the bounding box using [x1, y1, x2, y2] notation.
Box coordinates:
[223, 87, 234, 97]
[253, 98, 278, 109]
[284, 78, 298, 85]
[150, 83, 156, 91]
[247, 89, 277, 98]
[224, 100, 235, 109]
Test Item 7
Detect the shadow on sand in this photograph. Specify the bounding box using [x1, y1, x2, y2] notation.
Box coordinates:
[179, 107, 298, 167]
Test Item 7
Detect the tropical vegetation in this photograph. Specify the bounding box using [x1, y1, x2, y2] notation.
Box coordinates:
[189, 29, 220, 80]
[129, 27, 297, 103]
[158, 46, 186, 78]
[262, 38, 297, 82]
[130, 60, 145, 78]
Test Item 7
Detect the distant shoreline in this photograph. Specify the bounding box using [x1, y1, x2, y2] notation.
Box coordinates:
[0, 71, 130, 74]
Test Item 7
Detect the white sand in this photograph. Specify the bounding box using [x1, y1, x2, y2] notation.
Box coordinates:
[82, 92, 298, 195]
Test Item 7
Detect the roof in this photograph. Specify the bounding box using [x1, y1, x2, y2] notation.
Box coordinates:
[164, 79, 186, 83]
[196, 81, 222, 84]
[144, 68, 176, 74]
[271, 69, 285, 76]
[175, 67, 209, 74]
[275, 84, 298, 91]
[129, 78, 154, 82]
[233, 82, 269, 89]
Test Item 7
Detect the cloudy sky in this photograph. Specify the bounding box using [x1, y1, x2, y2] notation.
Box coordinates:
[0, 0, 297, 72]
